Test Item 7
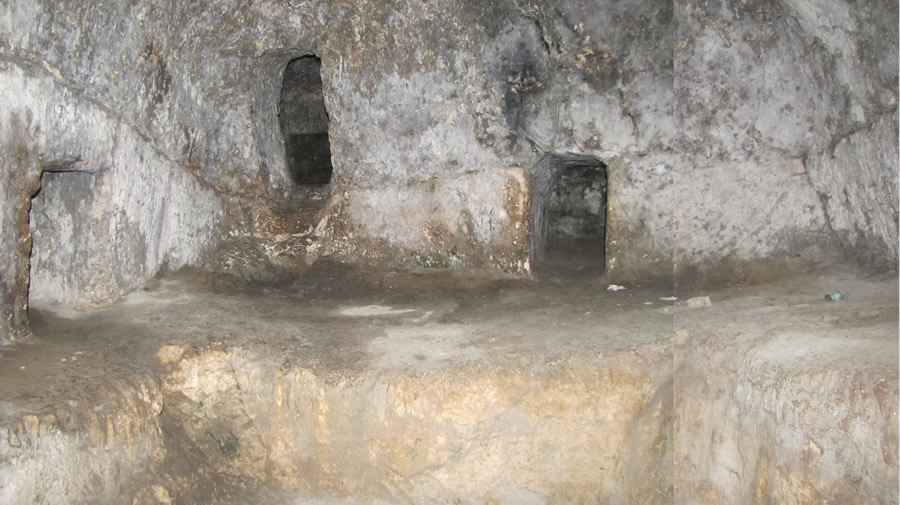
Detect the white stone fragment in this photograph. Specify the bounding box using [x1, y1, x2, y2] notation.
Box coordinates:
[339, 305, 417, 317]
[687, 296, 712, 309]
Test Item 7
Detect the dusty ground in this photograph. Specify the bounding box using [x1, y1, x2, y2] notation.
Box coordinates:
[9, 258, 670, 389]
[0, 259, 896, 504]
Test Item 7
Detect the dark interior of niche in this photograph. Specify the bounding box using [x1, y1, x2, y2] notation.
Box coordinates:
[530, 154, 608, 276]
[279, 55, 333, 186]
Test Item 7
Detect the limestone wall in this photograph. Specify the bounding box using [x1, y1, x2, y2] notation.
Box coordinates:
[1, 0, 897, 343]
[0, 1, 225, 335]
[673, 0, 898, 274]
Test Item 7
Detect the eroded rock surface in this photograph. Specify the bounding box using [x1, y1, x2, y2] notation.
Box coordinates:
[0, 0, 896, 503]
[0, 264, 895, 504]
[4, 0, 893, 342]
[2, 264, 675, 504]
[674, 271, 899, 504]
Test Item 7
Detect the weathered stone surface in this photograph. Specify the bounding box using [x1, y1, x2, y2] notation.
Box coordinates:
[2, 264, 895, 504]
[674, 0, 896, 162]
[0, 4, 896, 504]
[671, 158, 838, 285]
[605, 153, 676, 281]
[1, 265, 676, 504]
[0, 3, 225, 315]
[674, 272, 899, 504]
[161, 346, 670, 503]
[0, 373, 166, 504]
[807, 111, 899, 270]
[0, 0, 683, 325]
[0, 0, 896, 337]
[673, 0, 898, 275]
[0, 105, 42, 344]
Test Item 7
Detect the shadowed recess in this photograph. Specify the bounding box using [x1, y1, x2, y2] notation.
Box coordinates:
[279, 55, 333, 186]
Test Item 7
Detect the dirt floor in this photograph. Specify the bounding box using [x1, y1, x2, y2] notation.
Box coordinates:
[6, 258, 671, 407]
[0, 259, 896, 504]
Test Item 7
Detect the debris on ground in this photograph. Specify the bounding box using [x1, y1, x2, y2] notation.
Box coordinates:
[687, 296, 713, 309]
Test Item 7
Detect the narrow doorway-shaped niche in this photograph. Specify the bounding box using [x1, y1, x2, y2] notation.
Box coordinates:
[530, 153, 608, 276]
[279, 55, 333, 186]
[28, 160, 100, 307]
